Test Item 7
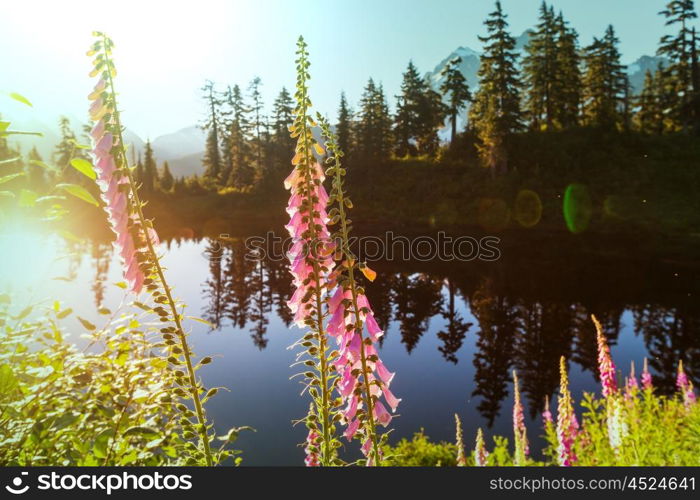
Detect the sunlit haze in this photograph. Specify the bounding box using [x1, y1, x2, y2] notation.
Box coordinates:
[2, 0, 665, 139]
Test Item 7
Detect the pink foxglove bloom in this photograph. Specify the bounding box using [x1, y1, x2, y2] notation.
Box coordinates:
[641, 357, 653, 390]
[88, 78, 155, 294]
[284, 163, 334, 327]
[304, 428, 321, 467]
[624, 361, 639, 399]
[593, 315, 617, 398]
[556, 357, 579, 466]
[474, 428, 488, 466]
[542, 395, 553, 426]
[512, 371, 529, 463]
[316, 112, 400, 465]
[328, 285, 400, 456]
[677, 360, 697, 409]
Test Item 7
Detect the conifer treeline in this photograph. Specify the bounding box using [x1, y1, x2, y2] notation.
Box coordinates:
[1, 2, 697, 195]
[197, 78, 295, 190]
[194, 1, 698, 186]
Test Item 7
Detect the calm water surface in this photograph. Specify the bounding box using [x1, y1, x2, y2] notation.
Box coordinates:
[2, 227, 698, 465]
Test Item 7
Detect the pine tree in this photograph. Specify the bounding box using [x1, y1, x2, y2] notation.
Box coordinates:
[655, 63, 679, 132]
[523, 4, 582, 130]
[553, 11, 582, 128]
[142, 140, 158, 193]
[160, 161, 174, 191]
[394, 62, 424, 157]
[356, 78, 393, 162]
[657, 0, 699, 131]
[622, 75, 633, 131]
[221, 84, 253, 188]
[523, 2, 558, 130]
[0, 114, 13, 164]
[469, 1, 523, 174]
[374, 84, 394, 161]
[419, 86, 447, 155]
[336, 92, 353, 157]
[272, 87, 294, 141]
[636, 70, 663, 133]
[440, 57, 472, 144]
[248, 77, 265, 181]
[201, 80, 223, 181]
[135, 153, 144, 185]
[582, 25, 627, 128]
[691, 27, 700, 132]
[270, 87, 295, 175]
[173, 176, 187, 195]
[53, 117, 83, 182]
[394, 61, 445, 157]
[26, 146, 46, 191]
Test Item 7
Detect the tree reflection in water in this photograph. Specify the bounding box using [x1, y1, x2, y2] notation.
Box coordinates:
[87, 232, 700, 427]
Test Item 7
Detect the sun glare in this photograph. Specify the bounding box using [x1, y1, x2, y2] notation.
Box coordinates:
[0, 221, 61, 291]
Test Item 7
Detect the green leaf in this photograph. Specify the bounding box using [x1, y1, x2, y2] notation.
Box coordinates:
[0, 365, 19, 396]
[68, 139, 91, 150]
[29, 159, 58, 172]
[18, 189, 37, 207]
[217, 426, 255, 443]
[35, 195, 66, 204]
[3, 130, 43, 137]
[69, 158, 96, 180]
[123, 426, 160, 438]
[56, 308, 73, 319]
[53, 412, 80, 430]
[57, 230, 82, 243]
[57, 183, 99, 206]
[93, 429, 114, 458]
[0, 172, 24, 185]
[0, 156, 20, 165]
[9, 92, 33, 107]
[186, 315, 214, 328]
[14, 306, 32, 320]
[0, 191, 15, 199]
[77, 316, 97, 331]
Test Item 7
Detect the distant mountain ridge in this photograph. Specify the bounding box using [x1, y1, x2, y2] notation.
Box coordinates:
[425, 30, 667, 95]
[424, 30, 668, 137]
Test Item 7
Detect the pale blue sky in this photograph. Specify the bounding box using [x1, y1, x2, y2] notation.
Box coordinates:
[0, 0, 682, 138]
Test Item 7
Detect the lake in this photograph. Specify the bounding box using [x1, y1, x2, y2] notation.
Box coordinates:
[1, 222, 698, 465]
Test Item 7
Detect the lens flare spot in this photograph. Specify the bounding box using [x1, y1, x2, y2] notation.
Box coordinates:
[563, 183, 592, 234]
[477, 197, 510, 232]
[514, 189, 542, 228]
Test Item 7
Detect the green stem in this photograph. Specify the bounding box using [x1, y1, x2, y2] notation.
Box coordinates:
[297, 64, 334, 466]
[328, 140, 380, 465]
[101, 36, 213, 466]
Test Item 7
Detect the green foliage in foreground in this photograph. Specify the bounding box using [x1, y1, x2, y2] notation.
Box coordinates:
[381, 430, 459, 466]
[384, 392, 700, 466]
[0, 298, 179, 465]
[0, 297, 245, 466]
[566, 392, 700, 466]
